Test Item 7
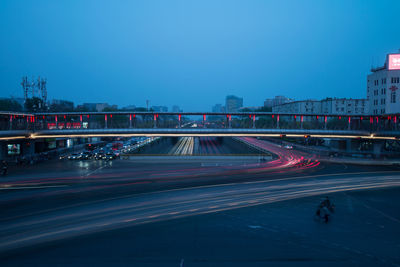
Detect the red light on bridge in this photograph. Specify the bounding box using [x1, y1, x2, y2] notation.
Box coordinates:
[294, 115, 297, 119]
[339, 116, 341, 120]
[316, 115, 319, 119]
[272, 115, 274, 119]
[178, 114, 181, 121]
[110, 114, 112, 118]
[129, 114, 132, 121]
[203, 114, 206, 121]
[64, 115, 66, 119]
[87, 115, 90, 118]
[105, 115, 107, 121]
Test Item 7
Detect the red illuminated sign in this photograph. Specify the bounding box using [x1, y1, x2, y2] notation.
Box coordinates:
[388, 54, 400, 70]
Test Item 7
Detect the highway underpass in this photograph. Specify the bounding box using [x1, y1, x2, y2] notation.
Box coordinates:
[0, 137, 400, 266]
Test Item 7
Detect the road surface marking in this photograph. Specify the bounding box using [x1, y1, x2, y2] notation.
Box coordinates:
[0, 185, 68, 190]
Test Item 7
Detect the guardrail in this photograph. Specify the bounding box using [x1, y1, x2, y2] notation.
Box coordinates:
[1, 111, 400, 140]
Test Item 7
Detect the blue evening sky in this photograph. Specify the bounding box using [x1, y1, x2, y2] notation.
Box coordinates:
[1, 0, 399, 111]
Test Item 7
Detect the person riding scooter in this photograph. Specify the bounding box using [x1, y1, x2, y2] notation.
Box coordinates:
[1, 160, 8, 176]
[315, 197, 335, 223]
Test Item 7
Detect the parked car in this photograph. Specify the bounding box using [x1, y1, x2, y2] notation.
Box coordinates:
[95, 152, 105, 160]
[102, 153, 117, 160]
[79, 152, 91, 160]
[59, 154, 68, 160]
[68, 153, 79, 160]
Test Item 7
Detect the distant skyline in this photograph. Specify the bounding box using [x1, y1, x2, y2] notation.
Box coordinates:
[1, 0, 400, 111]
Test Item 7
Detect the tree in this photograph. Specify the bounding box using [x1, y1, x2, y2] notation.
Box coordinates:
[0, 99, 23, 112]
[25, 97, 46, 112]
[255, 106, 272, 112]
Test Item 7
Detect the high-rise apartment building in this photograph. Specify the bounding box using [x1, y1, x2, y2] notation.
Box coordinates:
[367, 52, 400, 115]
[225, 95, 243, 112]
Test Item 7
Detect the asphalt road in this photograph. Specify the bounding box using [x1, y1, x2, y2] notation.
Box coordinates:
[1, 138, 400, 266]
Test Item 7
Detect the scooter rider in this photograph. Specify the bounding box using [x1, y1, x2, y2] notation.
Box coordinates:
[1, 160, 8, 176]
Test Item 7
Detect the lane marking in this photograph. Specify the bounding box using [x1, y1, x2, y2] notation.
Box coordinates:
[0, 185, 68, 190]
[82, 165, 107, 178]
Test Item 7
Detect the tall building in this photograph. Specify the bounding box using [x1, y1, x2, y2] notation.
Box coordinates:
[272, 100, 321, 114]
[122, 105, 136, 110]
[151, 106, 168, 112]
[172, 105, 182, 112]
[264, 96, 293, 108]
[273, 98, 369, 115]
[225, 95, 243, 112]
[50, 99, 74, 111]
[212, 104, 225, 113]
[367, 52, 400, 115]
[320, 98, 368, 115]
[81, 103, 117, 112]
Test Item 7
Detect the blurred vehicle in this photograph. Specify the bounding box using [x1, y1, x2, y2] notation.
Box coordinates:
[112, 142, 123, 151]
[59, 154, 68, 160]
[102, 153, 117, 160]
[68, 153, 79, 160]
[114, 150, 121, 158]
[79, 152, 92, 160]
[283, 145, 293, 150]
[95, 152, 105, 160]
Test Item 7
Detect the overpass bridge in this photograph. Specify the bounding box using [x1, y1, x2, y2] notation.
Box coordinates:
[0, 111, 399, 140]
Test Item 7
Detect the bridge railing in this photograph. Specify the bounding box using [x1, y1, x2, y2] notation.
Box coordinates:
[0, 112, 399, 133]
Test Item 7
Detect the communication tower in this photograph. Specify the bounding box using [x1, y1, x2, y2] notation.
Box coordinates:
[21, 76, 47, 104]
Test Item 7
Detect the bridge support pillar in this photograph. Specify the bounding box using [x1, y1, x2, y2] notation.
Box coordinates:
[105, 115, 108, 129]
[372, 140, 384, 159]
[324, 116, 327, 130]
[228, 115, 232, 128]
[348, 117, 351, 130]
[252, 115, 256, 129]
[276, 115, 280, 129]
[300, 116, 303, 129]
[129, 114, 132, 128]
[153, 114, 157, 128]
[9, 115, 12, 130]
[55, 116, 58, 129]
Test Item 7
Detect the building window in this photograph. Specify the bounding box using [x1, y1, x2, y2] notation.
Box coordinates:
[391, 91, 396, 103]
[391, 77, 400, 83]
